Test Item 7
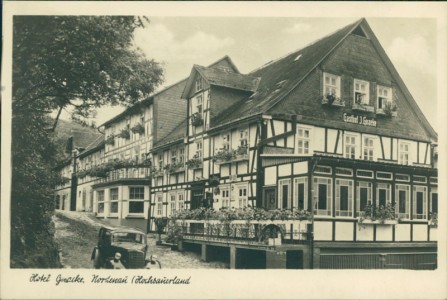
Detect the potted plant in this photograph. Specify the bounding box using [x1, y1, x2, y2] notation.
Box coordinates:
[119, 128, 130, 139]
[429, 212, 438, 227]
[191, 112, 204, 127]
[212, 148, 235, 163]
[130, 123, 145, 134]
[105, 135, 115, 145]
[185, 154, 202, 169]
[383, 102, 397, 117]
[358, 203, 397, 225]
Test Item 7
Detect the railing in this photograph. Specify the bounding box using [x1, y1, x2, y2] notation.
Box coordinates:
[175, 220, 310, 246]
[94, 167, 150, 184]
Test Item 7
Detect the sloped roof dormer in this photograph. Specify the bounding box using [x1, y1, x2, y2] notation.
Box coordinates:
[181, 58, 260, 99]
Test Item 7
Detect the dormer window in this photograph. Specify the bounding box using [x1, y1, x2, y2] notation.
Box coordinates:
[354, 79, 370, 105]
[195, 78, 203, 92]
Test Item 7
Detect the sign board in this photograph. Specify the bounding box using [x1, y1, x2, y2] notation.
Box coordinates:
[343, 113, 377, 127]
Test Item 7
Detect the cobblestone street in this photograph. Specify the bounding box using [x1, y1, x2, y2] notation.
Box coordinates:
[54, 210, 228, 269]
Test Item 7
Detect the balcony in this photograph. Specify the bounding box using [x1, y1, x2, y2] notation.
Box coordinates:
[94, 167, 150, 185]
[164, 162, 186, 174]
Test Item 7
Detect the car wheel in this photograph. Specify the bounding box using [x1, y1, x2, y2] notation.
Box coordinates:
[93, 249, 101, 269]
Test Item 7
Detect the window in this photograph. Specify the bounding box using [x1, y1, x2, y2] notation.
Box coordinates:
[178, 147, 185, 164]
[413, 176, 427, 183]
[129, 187, 144, 214]
[170, 193, 177, 215]
[196, 78, 203, 92]
[314, 166, 332, 174]
[313, 177, 332, 216]
[221, 187, 230, 208]
[398, 141, 410, 165]
[297, 127, 311, 155]
[239, 128, 248, 152]
[395, 184, 410, 219]
[196, 95, 203, 114]
[294, 177, 308, 210]
[170, 149, 177, 164]
[431, 188, 438, 215]
[412, 186, 427, 220]
[110, 188, 119, 213]
[222, 132, 230, 150]
[356, 169, 374, 178]
[376, 183, 391, 207]
[395, 174, 410, 182]
[376, 172, 392, 180]
[356, 182, 372, 217]
[156, 194, 163, 216]
[377, 85, 392, 111]
[363, 137, 375, 161]
[178, 192, 185, 211]
[97, 190, 105, 214]
[354, 79, 370, 105]
[335, 168, 353, 177]
[237, 185, 248, 208]
[323, 73, 341, 97]
[279, 179, 291, 209]
[344, 134, 357, 159]
[158, 154, 163, 170]
[335, 179, 353, 217]
[196, 140, 203, 159]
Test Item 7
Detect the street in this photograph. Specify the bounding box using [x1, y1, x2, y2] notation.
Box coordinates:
[53, 210, 228, 269]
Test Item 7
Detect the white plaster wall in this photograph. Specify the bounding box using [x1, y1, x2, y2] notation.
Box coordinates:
[278, 164, 292, 177]
[395, 224, 411, 241]
[314, 221, 332, 241]
[356, 225, 374, 241]
[375, 225, 393, 241]
[413, 224, 428, 241]
[265, 166, 277, 185]
[335, 222, 353, 241]
[293, 161, 308, 174]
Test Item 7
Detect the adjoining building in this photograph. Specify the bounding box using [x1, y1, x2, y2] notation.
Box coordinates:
[55, 18, 438, 268]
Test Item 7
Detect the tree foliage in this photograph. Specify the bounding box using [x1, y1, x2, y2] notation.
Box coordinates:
[11, 16, 164, 267]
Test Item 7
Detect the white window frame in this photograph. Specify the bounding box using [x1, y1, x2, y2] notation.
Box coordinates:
[129, 186, 145, 214]
[237, 184, 248, 208]
[398, 141, 410, 165]
[196, 140, 203, 159]
[170, 148, 177, 165]
[169, 192, 177, 215]
[297, 127, 311, 155]
[196, 95, 203, 115]
[335, 179, 354, 217]
[354, 79, 370, 106]
[323, 73, 341, 98]
[376, 183, 392, 208]
[362, 136, 376, 161]
[294, 177, 308, 210]
[239, 128, 249, 151]
[195, 77, 203, 92]
[356, 181, 372, 217]
[430, 187, 438, 215]
[109, 188, 119, 214]
[156, 193, 163, 217]
[178, 191, 185, 211]
[178, 147, 185, 164]
[344, 133, 358, 159]
[221, 186, 230, 208]
[278, 179, 291, 209]
[222, 132, 231, 150]
[412, 185, 427, 220]
[395, 184, 410, 219]
[377, 85, 392, 112]
[97, 190, 105, 214]
[313, 177, 332, 216]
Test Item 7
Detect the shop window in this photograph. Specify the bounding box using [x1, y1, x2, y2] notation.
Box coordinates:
[353, 79, 370, 105]
[412, 186, 427, 220]
[395, 184, 410, 219]
[297, 127, 311, 155]
[294, 177, 308, 210]
[110, 188, 119, 213]
[356, 182, 372, 217]
[279, 179, 291, 209]
[129, 187, 145, 214]
[398, 141, 410, 165]
[335, 179, 353, 217]
[323, 73, 341, 98]
[313, 177, 332, 216]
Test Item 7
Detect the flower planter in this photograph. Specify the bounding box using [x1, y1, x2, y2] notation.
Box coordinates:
[352, 104, 375, 112]
[357, 218, 397, 225]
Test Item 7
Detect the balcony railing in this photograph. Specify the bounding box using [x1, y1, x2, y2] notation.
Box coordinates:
[94, 167, 150, 184]
[173, 219, 310, 246]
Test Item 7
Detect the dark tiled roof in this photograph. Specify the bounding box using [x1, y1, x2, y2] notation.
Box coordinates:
[153, 118, 187, 149]
[78, 135, 105, 158]
[212, 19, 361, 127]
[195, 65, 259, 92]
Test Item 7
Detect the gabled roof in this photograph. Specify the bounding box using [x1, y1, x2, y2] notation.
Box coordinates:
[153, 118, 187, 150]
[210, 18, 437, 141]
[78, 135, 105, 158]
[212, 19, 363, 127]
[181, 65, 260, 99]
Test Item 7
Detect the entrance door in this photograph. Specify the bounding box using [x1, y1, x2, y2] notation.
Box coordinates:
[191, 187, 204, 209]
[264, 187, 277, 210]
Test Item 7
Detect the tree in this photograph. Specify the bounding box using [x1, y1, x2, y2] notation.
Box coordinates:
[11, 16, 164, 267]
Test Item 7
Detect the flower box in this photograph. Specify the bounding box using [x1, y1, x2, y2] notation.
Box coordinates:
[191, 112, 204, 127]
[357, 218, 397, 225]
[119, 129, 130, 139]
[352, 103, 375, 112]
[130, 123, 145, 134]
[321, 94, 345, 107]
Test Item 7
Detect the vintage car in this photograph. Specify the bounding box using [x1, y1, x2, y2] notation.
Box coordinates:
[91, 226, 161, 269]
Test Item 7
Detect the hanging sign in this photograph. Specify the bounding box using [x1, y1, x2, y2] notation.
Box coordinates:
[343, 113, 377, 127]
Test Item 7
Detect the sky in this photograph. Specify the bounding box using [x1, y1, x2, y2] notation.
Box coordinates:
[75, 17, 437, 131]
